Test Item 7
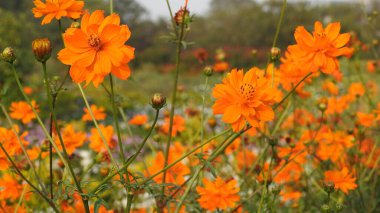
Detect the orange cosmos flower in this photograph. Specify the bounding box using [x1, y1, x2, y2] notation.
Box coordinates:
[0, 126, 29, 170]
[212, 68, 278, 132]
[322, 80, 339, 96]
[347, 82, 365, 101]
[324, 167, 357, 194]
[294, 21, 354, 74]
[89, 125, 116, 153]
[196, 177, 240, 211]
[58, 10, 135, 87]
[54, 125, 86, 155]
[9, 100, 39, 124]
[213, 61, 229, 73]
[32, 0, 84, 25]
[146, 151, 190, 185]
[357, 112, 376, 127]
[82, 104, 106, 121]
[161, 115, 186, 136]
[129, 114, 148, 126]
[0, 174, 25, 201]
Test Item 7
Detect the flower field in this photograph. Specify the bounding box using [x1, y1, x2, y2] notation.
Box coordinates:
[1, 0, 380, 212]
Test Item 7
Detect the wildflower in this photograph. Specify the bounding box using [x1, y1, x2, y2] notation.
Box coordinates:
[89, 125, 116, 153]
[0, 126, 29, 170]
[357, 112, 375, 127]
[212, 68, 278, 132]
[9, 100, 39, 124]
[213, 61, 229, 73]
[324, 167, 357, 194]
[146, 151, 190, 185]
[161, 115, 186, 136]
[193, 48, 208, 63]
[58, 10, 135, 87]
[196, 177, 240, 211]
[294, 21, 354, 74]
[347, 82, 365, 100]
[0, 174, 24, 201]
[366, 60, 377, 73]
[174, 7, 190, 26]
[32, 0, 84, 25]
[280, 186, 302, 203]
[129, 114, 148, 126]
[322, 81, 339, 96]
[54, 125, 86, 155]
[82, 105, 106, 121]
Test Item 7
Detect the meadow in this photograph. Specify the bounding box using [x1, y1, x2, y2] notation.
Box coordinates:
[1, 0, 380, 212]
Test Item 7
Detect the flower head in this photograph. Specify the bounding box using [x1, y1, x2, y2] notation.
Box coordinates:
[196, 177, 240, 211]
[161, 115, 186, 136]
[32, 0, 84, 25]
[324, 167, 357, 194]
[54, 125, 86, 155]
[58, 10, 135, 87]
[294, 21, 354, 74]
[212, 68, 278, 132]
[9, 100, 39, 124]
[129, 114, 148, 126]
[82, 104, 106, 121]
[89, 125, 116, 153]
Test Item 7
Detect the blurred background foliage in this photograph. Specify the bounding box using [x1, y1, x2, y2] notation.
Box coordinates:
[1, 0, 380, 113]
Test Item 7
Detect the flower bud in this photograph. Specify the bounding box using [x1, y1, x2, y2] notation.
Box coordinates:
[100, 166, 109, 176]
[335, 203, 343, 212]
[318, 97, 328, 112]
[270, 47, 281, 61]
[151, 93, 166, 110]
[321, 204, 331, 213]
[70, 21, 80, 28]
[207, 117, 217, 129]
[323, 181, 335, 194]
[1, 47, 16, 64]
[203, 66, 213, 77]
[32, 38, 52, 63]
[174, 7, 190, 26]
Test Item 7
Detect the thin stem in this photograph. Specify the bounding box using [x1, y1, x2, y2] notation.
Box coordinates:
[14, 181, 28, 213]
[90, 108, 160, 195]
[200, 76, 209, 152]
[77, 83, 119, 169]
[109, 75, 126, 165]
[273, 72, 313, 110]
[161, 0, 188, 199]
[0, 104, 47, 195]
[42, 62, 90, 213]
[91, 129, 231, 194]
[0, 143, 59, 212]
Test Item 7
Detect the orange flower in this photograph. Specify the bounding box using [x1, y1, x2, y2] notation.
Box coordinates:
[322, 80, 339, 96]
[9, 100, 39, 124]
[0, 126, 29, 170]
[366, 60, 377, 73]
[161, 115, 186, 136]
[212, 68, 278, 132]
[82, 104, 106, 121]
[54, 124, 86, 155]
[225, 137, 241, 154]
[213, 61, 229, 73]
[280, 186, 302, 203]
[0, 174, 24, 201]
[235, 148, 256, 170]
[32, 0, 84, 25]
[58, 10, 135, 87]
[196, 177, 240, 211]
[357, 112, 375, 127]
[146, 151, 190, 185]
[129, 114, 148, 126]
[316, 127, 354, 163]
[347, 82, 365, 101]
[324, 167, 357, 194]
[89, 125, 116, 153]
[23, 86, 33, 95]
[294, 21, 354, 74]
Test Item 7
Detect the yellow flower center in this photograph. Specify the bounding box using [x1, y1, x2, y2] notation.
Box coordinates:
[88, 34, 102, 51]
[240, 83, 255, 99]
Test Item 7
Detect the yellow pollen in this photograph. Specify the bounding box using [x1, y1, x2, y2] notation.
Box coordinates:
[240, 83, 255, 99]
[88, 34, 101, 51]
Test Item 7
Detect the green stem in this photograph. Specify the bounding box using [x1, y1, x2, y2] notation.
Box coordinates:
[42, 62, 90, 213]
[14, 180, 28, 213]
[91, 129, 231, 195]
[90, 109, 161, 195]
[200, 76, 209, 152]
[273, 72, 313, 110]
[161, 1, 188, 200]
[109, 75, 126, 165]
[77, 83, 119, 169]
[0, 143, 59, 212]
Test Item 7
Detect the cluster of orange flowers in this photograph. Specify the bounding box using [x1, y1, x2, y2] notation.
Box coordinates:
[0, 0, 379, 211]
